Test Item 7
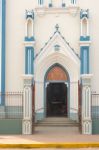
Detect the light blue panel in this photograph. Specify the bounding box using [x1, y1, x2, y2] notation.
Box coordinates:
[92, 106, 99, 134]
[92, 106, 99, 119]
[0, 119, 22, 134]
[70, 113, 78, 121]
[1, 0, 6, 105]
[35, 112, 45, 122]
[92, 120, 99, 134]
[80, 46, 89, 74]
[80, 36, 90, 41]
[25, 36, 35, 42]
[25, 47, 34, 74]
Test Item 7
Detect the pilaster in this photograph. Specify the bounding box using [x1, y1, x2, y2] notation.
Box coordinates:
[1, 0, 6, 105]
[80, 9, 91, 74]
[24, 10, 35, 75]
[22, 75, 33, 135]
[81, 74, 93, 134]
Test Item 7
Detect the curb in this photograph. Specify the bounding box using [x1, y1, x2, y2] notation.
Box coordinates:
[1, 143, 99, 148]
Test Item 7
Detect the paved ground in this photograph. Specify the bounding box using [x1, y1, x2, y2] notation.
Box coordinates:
[0, 148, 99, 150]
[0, 126, 99, 144]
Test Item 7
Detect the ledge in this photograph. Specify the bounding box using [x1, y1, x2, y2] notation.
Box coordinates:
[80, 74, 93, 79]
[35, 5, 80, 16]
[80, 36, 90, 41]
[24, 37, 35, 42]
[21, 74, 34, 80]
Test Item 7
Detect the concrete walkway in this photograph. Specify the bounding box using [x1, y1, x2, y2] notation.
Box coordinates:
[0, 127, 99, 148]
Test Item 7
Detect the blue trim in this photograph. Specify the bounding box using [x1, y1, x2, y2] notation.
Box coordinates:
[24, 36, 35, 42]
[26, 10, 34, 20]
[80, 10, 89, 19]
[25, 47, 34, 74]
[80, 36, 90, 41]
[44, 63, 70, 118]
[80, 46, 89, 74]
[1, 0, 6, 105]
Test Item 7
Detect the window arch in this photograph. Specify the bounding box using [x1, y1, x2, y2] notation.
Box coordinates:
[38, 0, 44, 5]
[27, 19, 32, 38]
[81, 18, 89, 36]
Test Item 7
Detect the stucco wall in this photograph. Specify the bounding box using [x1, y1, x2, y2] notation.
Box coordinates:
[5, 0, 99, 94]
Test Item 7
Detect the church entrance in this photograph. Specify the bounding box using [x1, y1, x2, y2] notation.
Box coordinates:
[45, 64, 69, 117]
[46, 82, 68, 117]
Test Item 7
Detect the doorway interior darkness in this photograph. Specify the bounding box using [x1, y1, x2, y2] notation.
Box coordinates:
[46, 82, 67, 117]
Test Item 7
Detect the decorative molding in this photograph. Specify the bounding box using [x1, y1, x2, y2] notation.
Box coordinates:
[34, 25, 80, 63]
[24, 36, 35, 42]
[80, 36, 90, 41]
[22, 75, 33, 135]
[35, 6, 80, 16]
[79, 42, 91, 46]
[22, 120, 32, 135]
[80, 9, 89, 19]
[82, 120, 92, 134]
[26, 10, 34, 20]
[23, 41, 35, 47]
[81, 74, 92, 134]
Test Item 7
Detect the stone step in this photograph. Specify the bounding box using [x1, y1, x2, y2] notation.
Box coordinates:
[36, 124, 79, 127]
[36, 117, 79, 127]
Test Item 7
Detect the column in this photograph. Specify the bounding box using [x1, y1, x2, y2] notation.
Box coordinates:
[81, 74, 92, 134]
[80, 10, 92, 134]
[22, 75, 33, 134]
[22, 10, 35, 134]
[25, 47, 34, 74]
[80, 46, 89, 74]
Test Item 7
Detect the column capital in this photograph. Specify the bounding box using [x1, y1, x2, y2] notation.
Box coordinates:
[80, 74, 93, 86]
[22, 74, 34, 86]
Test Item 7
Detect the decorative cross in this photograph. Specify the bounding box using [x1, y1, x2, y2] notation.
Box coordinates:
[55, 24, 59, 31]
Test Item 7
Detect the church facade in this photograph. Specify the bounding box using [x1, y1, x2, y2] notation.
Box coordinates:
[0, 0, 99, 135]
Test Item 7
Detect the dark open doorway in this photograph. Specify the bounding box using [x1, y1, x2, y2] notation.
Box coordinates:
[46, 83, 68, 117]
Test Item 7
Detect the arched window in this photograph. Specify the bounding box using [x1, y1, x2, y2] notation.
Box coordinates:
[27, 19, 32, 38]
[38, 0, 43, 5]
[71, 0, 76, 4]
[82, 18, 88, 36]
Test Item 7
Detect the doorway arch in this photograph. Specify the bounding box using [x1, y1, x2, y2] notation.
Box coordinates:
[45, 64, 70, 117]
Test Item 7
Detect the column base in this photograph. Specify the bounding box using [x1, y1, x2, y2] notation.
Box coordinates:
[82, 120, 92, 134]
[22, 120, 32, 135]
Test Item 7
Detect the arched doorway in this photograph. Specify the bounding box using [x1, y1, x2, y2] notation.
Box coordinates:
[45, 65, 69, 117]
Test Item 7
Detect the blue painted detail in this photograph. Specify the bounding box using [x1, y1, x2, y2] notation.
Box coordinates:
[25, 47, 34, 74]
[80, 46, 89, 74]
[80, 36, 90, 41]
[25, 36, 35, 42]
[1, 0, 6, 106]
[44, 63, 70, 118]
[26, 10, 34, 20]
[80, 9, 89, 19]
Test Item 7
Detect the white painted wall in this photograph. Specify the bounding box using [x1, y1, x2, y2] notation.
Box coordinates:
[5, 0, 99, 94]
